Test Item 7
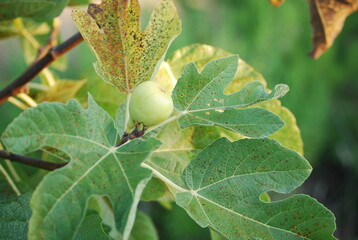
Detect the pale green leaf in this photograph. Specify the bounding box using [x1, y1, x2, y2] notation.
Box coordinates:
[1, 95, 161, 240]
[144, 120, 197, 189]
[168, 43, 232, 78]
[76, 72, 126, 118]
[73, 211, 111, 240]
[168, 44, 303, 153]
[115, 102, 128, 137]
[0, 193, 32, 240]
[173, 56, 288, 138]
[0, 18, 50, 39]
[210, 230, 228, 240]
[72, 0, 181, 92]
[175, 138, 336, 240]
[257, 100, 304, 154]
[35, 79, 87, 103]
[129, 211, 159, 240]
[141, 177, 167, 202]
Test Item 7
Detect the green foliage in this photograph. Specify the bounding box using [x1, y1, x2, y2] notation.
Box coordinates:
[1, 96, 161, 240]
[130, 211, 159, 240]
[176, 138, 335, 239]
[0, 193, 32, 240]
[0, 0, 338, 239]
[0, 0, 69, 21]
[173, 55, 288, 138]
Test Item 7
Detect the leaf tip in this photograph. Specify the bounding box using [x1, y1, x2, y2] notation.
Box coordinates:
[273, 84, 289, 98]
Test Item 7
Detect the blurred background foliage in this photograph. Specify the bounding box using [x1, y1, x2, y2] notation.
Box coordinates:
[0, 0, 357, 239]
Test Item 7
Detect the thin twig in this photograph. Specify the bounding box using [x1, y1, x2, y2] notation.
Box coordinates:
[0, 150, 67, 171]
[36, 18, 61, 61]
[0, 32, 83, 105]
[0, 164, 21, 195]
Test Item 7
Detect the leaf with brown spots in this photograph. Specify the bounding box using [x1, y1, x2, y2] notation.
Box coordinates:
[172, 55, 289, 138]
[175, 138, 336, 239]
[167, 44, 303, 153]
[72, 0, 181, 92]
[309, 0, 358, 59]
[1, 95, 161, 240]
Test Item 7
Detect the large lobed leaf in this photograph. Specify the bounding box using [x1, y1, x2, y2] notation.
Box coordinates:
[72, 0, 181, 92]
[166, 44, 303, 153]
[1, 96, 161, 240]
[173, 55, 289, 138]
[175, 138, 336, 240]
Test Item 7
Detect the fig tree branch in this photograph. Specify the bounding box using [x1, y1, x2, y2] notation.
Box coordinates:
[0, 150, 68, 171]
[0, 32, 84, 105]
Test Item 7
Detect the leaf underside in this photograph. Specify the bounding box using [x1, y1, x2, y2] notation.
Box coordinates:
[1, 95, 161, 240]
[173, 55, 289, 138]
[176, 138, 336, 240]
[166, 44, 303, 153]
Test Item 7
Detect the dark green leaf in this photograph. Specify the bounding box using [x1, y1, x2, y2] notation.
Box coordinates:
[0, 0, 69, 21]
[0, 193, 32, 240]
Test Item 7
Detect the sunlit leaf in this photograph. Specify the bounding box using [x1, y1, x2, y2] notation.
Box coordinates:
[35, 79, 87, 103]
[144, 121, 197, 189]
[173, 56, 288, 138]
[72, 0, 181, 92]
[0, 19, 50, 39]
[76, 72, 126, 118]
[1, 95, 161, 240]
[308, 0, 358, 59]
[176, 138, 336, 240]
[167, 44, 303, 153]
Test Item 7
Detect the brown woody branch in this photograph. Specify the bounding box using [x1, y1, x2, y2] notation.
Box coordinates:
[0, 150, 68, 171]
[0, 32, 83, 105]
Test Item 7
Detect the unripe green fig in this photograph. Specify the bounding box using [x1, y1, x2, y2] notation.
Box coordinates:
[129, 81, 173, 127]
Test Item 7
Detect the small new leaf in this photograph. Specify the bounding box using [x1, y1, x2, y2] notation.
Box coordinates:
[72, 0, 181, 92]
[173, 56, 289, 138]
[176, 138, 336, 240]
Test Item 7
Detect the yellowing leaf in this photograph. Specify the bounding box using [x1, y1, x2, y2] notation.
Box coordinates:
[309, 0, 358, 59]
[72, 0, 181, 92]
[166, 44, 303, 153]
[35, 79, 86, 103]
